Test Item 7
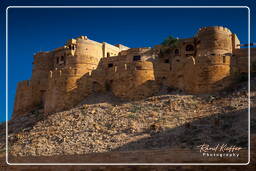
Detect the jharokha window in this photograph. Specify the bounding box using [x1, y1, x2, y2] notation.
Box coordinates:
[185, 44, 194, 51]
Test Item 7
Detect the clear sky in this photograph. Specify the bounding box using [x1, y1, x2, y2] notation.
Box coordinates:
[0, 0, 255, 123]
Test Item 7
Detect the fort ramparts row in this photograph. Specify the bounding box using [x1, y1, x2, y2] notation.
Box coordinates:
[13, 26, 256, 117]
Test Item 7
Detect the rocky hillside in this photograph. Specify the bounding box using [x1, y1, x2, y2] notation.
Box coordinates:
[0, 77, 255, 160]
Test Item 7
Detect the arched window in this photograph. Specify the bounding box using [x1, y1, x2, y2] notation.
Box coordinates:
[174, 49, 179, 55]
[107, 52, 110, 57]
[185, 44, 194, 51]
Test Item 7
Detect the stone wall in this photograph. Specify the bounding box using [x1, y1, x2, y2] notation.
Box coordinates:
[103, 42, 128, 57]
[159, 26, 244, 94]
[13, 36, 128, 116]
[233, 48, 256, 73]
[13, 81, 33, 117]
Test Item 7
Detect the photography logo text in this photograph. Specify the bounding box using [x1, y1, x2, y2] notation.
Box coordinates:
[197, 143, 242, 158]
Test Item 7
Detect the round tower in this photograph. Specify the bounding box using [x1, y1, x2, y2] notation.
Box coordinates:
[192, 26, 233, 93]
[44, 68, 83, 113]
[65, 36, 103, 72]
[110, 61, 158, 100]
[44, 36, 104, 113]
[196, 26, 232, 55]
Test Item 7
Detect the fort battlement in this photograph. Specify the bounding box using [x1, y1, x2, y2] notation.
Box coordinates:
[12, 26, 256, 117]
[197, 26, 232, 35]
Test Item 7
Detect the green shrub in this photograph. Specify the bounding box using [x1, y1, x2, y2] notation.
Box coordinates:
[161, 35, 178, 48]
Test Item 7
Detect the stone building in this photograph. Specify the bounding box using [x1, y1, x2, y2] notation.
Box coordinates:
[13, 26, 256, 117]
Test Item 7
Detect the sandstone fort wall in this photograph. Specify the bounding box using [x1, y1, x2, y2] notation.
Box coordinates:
[12, 26, 256, 117]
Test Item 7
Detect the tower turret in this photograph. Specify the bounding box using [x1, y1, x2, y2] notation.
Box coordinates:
[192, 26, 234, 93]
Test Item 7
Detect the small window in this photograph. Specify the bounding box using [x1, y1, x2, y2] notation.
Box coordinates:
[186, 44, 194, 51]
[108, 63, 113, 68]
[164, 59, 169, 63]
[56, 57, 59, 64]
[223, 56, 226, 63]
[133, 55, 141, 61]
[61, 56, 64, 61]
[174, 49, 179, 55]
[176, 59, 180, 62]
[107, 52, 110, 57]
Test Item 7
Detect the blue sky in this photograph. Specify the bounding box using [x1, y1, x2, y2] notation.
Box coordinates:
[0, 0, 255, 123]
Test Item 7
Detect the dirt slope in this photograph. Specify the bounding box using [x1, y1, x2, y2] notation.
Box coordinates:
[0, 78, 255, 165]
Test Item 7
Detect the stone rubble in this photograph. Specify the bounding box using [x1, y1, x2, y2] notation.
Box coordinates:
[0, 78, 255, 157]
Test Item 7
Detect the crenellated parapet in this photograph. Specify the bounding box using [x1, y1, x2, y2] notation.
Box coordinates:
[196, 26, 233, 55]
[197, 26, 232, 35]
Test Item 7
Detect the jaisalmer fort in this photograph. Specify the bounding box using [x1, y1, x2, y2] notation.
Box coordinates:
[13, 26, 256, 118]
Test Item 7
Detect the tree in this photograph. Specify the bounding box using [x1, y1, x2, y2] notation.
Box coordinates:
[161, 36, 178, 48]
